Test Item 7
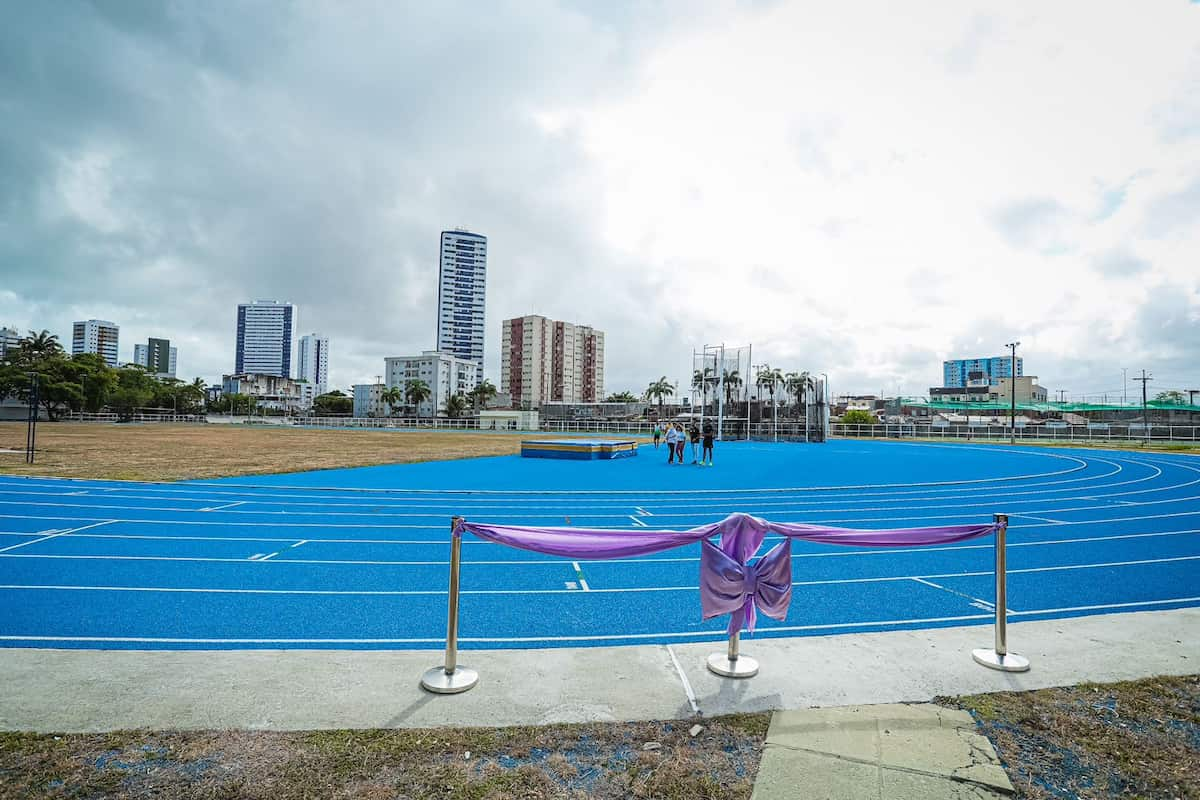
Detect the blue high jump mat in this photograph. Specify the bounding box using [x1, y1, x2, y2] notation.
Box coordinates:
[521, 439, 639, 460]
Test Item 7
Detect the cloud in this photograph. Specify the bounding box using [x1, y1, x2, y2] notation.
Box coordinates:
[1, 1, 1199, 400]
[1091, 247, 1150, 277]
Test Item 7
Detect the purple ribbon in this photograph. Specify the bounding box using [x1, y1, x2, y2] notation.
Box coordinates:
[456, 513, 1001, 634]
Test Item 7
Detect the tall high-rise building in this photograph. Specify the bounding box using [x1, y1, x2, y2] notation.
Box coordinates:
[0, 327, 20, 360]
[72, 319, 120, 367]
[500, 315, 605, 409]
[133, 338, 177, 378]
[235, 300, 295, 378]
[943, 356, 1023, 388]
[297, 333, 329, 396]
[435, 229, 486, 383]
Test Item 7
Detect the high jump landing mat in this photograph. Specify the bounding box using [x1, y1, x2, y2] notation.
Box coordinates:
[520, 439, 639, 459]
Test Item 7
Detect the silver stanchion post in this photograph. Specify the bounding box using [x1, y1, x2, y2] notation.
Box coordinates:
[421, 516, 479, 693]
[972, 514, 1030, 672]
[707, 629, 759, 678]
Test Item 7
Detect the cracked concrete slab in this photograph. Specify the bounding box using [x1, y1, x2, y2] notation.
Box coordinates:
[752, 704, 1014, 799]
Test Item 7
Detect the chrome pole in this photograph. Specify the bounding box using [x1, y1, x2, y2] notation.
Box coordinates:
[421, 516, 479, 693]
[972, 514, 1030, 672]
[707, 627, 758, 678]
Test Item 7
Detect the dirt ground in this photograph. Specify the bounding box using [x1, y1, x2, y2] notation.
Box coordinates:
[0, 423, 637, 482]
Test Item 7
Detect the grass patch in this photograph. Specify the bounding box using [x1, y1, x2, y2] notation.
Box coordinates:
[0, 422, 648, 481]
[942, 674, 1199, 799]
[0, 714, 768, 799]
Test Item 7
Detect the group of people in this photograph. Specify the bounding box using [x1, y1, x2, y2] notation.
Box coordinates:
[652, 421, 714, 466]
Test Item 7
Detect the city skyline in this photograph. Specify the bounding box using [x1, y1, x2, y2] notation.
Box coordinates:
[1, 3, 1197, 398]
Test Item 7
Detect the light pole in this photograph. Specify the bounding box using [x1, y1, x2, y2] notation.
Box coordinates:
[1005, 342, 1019, 445]
[819, 372, 829, 442]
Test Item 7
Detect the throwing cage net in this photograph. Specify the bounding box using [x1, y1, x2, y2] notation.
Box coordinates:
[692, 344, 829, 442]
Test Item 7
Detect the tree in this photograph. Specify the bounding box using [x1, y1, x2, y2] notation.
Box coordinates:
[755, 365, 784, 421]
[380, 386, 404, 416]
[1154, 390, 1185, 404]
[313, 390, 353, 415]
[722, 369, 742, 407]
[842, 409, 875, 425]
[1, 343, 103, 420]
[469, 379, 497, 410]
[444, 392, 469, 418]
[785, 371, 812, 420]
[644, 376, 674, 417]
[19, 330, 63, 359]
[108, 366, 159, 421]
[605, 391, 640, 403]
[405, 379, 432, 417]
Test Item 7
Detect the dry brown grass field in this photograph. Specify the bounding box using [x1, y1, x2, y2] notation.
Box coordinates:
[0, 422, 638, 482]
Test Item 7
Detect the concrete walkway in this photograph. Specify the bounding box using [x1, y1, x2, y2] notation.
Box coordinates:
[0, 608, 1194, 732]
[752, 704, 1015, 799]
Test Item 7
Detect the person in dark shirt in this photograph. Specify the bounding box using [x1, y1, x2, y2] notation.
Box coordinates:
[702, 422, 715, 466]
[688, 423, 701, 464]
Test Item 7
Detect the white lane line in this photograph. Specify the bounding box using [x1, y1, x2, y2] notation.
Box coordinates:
[2, 554, 1195, 597]
[248, 554, 264, 561]
[259, 552, 280, 561]
[629, 516, 648, 527]
[0, 521, 116, 554]
[571, 561, 591, 591]
[5, 597, 1196, 646]
[1008, 513, 1063, 524]
[565, 581, 578, 590]
[202, 501, 247, 512]
[636, 507, 653, 516]
[909, 577, 997, 612]
[1, 529, 1197, 568]
[290, 540, 308, 548]
[665, 645, 700, 714]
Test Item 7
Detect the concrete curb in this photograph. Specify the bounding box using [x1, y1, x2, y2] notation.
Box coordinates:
[0, 608, 1195, 732]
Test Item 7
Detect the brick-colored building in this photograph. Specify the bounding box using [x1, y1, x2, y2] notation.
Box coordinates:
[500, 315, 604, 409]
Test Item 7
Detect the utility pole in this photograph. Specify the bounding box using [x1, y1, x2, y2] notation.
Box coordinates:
[25, 372, 39, 464]
[1133, 370, 1152, 445]
[1122, 368, 1127, 405]
[1005, 342, 1019, 444]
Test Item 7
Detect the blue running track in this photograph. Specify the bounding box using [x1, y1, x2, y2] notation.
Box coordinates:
[0, 440, 1197, 650]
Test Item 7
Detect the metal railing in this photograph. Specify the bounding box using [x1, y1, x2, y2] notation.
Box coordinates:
[829, 423, 1200, 443]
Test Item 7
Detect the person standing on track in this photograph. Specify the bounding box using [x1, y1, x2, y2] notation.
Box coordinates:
[675, 423, 687, 464]
[702, 421, 715, 466]
[689, 422, 701, 464]
[665, 422, 679, 463]
[653, 421, 662, 449]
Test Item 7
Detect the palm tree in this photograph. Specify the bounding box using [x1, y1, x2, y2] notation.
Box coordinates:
[645, 376, 674, 418]
[19, 329, 63, 358]
[469, 378, 497, 411]
[756, 365, 784, 421]
[405, 379, 432, 418]
[605, 391, 640, 403]
[785, 371, 812, 419]
[444, 392, 469, 418]
[722, 369, 742, 407]
[380, 386, 404, 417]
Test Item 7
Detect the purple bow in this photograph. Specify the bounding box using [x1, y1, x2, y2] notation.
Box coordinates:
[700, 537, 793, 635]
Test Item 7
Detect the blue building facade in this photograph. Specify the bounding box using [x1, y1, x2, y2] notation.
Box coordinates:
[235, 300, 295, 378]
[943, 356, 1022, 388]
[436, 229, 486, 383]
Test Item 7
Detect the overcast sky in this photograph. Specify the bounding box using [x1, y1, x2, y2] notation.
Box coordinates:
[2, 1, 1198, 400]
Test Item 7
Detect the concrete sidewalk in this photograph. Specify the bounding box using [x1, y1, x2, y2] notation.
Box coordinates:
[751, 704, 1015, 799]
[0, 608, 1194, 732]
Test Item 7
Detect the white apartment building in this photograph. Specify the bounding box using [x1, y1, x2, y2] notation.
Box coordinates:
[221, 372, 309, 412]
[297, 333, 329, 395]
[352, 383, 389, 417]
[0, 327, 21, 359]
[435, 229, 486, 383]
[500, 315, 605, 409]
[72, 319, 120, 367]
[384, 351, 477, 418]
[236, 300, 295, 377]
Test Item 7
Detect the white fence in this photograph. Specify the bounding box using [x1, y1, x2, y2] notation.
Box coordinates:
[827, 423, 1200, 443]
[63, 412, 208, 424]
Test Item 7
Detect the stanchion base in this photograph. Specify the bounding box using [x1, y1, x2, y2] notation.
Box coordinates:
[972, 649, 1030, 673]
[420, 666, 479, 694]
[706, 652, 758, 678]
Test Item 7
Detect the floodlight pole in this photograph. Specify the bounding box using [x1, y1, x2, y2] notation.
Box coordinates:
[745, 344, 752, 441]
[1005, 342, 1019, 445]
[26, 372, 39, 464]
[716, 344, 725, 441]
